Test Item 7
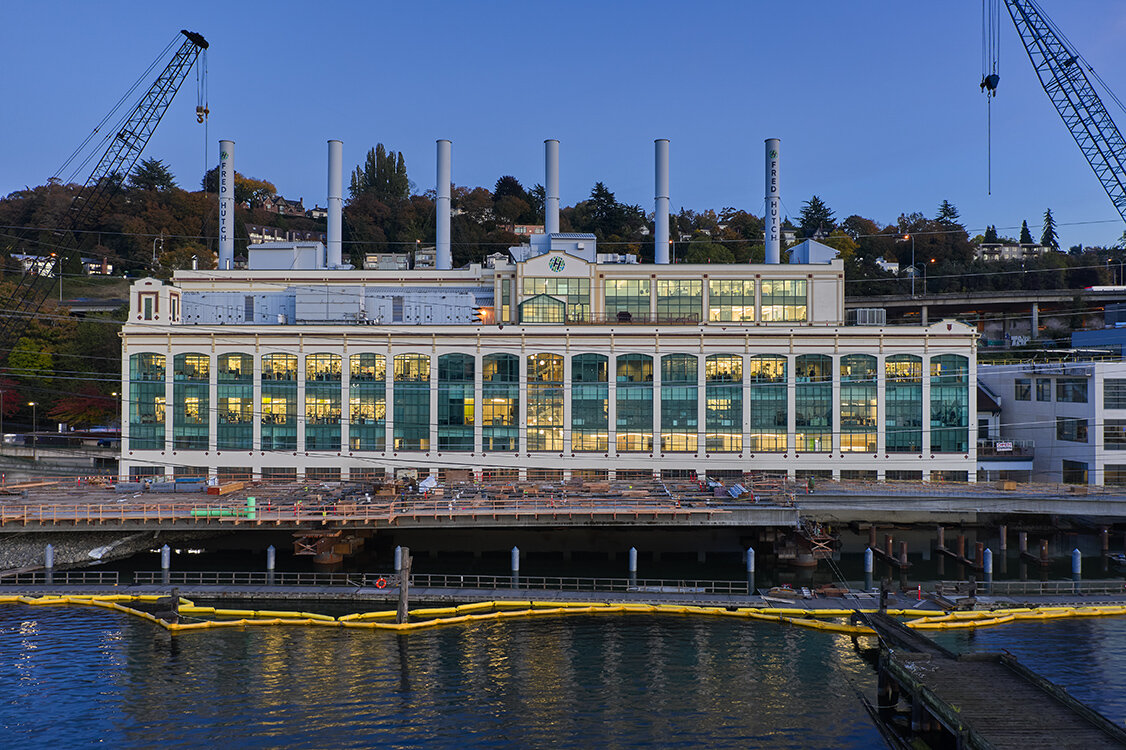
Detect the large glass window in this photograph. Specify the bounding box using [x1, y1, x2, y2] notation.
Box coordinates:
[656, 280, 702, 322]
[839, 355, 877, 453]
[931, 354, 969, 453]
[885, 354, 922, 453]
[1015, 378, 1031, 401]
[708, 280, 755, 322]
[261, 354, 297, 450]
[605, 279, 650, 321]
[1056, 378, 1088, 403]
[483, 354, 519, 451]
[617, 354, 653, 452]
[796, 354, 832, 452]
[528, 354, 564, 451]
[438, 353, 474, 451]
[747, 355, 786, 451]
[572, 354, 608, 452]
[173, 353, 208, 450]
[521, 277, 590, 321]
[1056, 417, 1088, 443]
[129, 353, 165, 450]
[350, 354, 386, 451]
[519, 294, 565, 323]
[305, 354, 341, 450]
[1105, 419, 1126, 450]
[217, 353, 253, 451]
[1036, 378, 1051, 402]
[705, 354, 742, 452]
[761, 279, 807, 322]
[1106, 379, 1126, 409]
[394, 354, 430, 450]
[661, 354, 697, 452]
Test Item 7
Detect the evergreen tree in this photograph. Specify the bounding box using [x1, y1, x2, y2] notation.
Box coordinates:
[1020, 219, 1034, 245]
[935, 199, 961, 226]
[983, 225, 999, 244]
[1040, 208, 1059, 250]
[798, 195, 835, 237]
[349, 144, 409, 202]
[129, 158, 177, 192]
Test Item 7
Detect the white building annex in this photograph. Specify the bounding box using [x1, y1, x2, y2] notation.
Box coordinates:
[118, 139, 977, 483]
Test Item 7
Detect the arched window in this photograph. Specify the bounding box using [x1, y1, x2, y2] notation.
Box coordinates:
[527, 354, 563, 451]
[173, 353, 208, 450]
[796, 354, 831, 452]
[572, 354, 608, 452]
[129, 353, 165, 450]
[705, 355, 742, 452]
[748, 355, 787, 451]
[661, 354, 697, 452]
[840, 354, 877, 453]
[438, 354, 474, 451]
[886, 354, 922, 453]
[617, 354, 653, 452]
[350, 354, 386, 451]
[217, 354, 253, 450]
[261, 354, 297, 450]
[931, 355, 969, 453]
[305, 354, 342, 450]
[482, 354, 518, 451]
[394, 354, 430, 450]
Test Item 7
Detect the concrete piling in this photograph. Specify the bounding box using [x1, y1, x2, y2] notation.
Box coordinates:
[983, 548, 993, 593]
[161, 543, 171, 585]
[746, 547, 755, 593]
[1072, 548, 1082, 578]
[44, 543, 54, 585]
[394, 545, 403, 573]
[266, 544, 275, 584]
[628, 546, 638, 587]
[511, 545, 520, 586]
[864, 547, 874, 591]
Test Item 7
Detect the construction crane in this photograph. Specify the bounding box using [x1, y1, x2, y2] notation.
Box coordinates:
[984, 0, 1126, 224]
[0, 29, 208, 355]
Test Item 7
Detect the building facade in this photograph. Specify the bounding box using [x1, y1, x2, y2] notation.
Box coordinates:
[119, 238, 977, 483]
[979, 360, 1126, 485]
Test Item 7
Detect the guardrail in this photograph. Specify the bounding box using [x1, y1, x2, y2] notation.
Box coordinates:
[937, 579, 1126, 596]
[0, 497, 754, 528]
[130, 570, 751, 595]
[0, 571, 121, 585]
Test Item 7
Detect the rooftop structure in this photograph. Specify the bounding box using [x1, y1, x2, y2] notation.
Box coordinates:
[118, 138, 977, 483]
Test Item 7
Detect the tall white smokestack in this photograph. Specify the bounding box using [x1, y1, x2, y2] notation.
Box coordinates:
[655, 139, 670, 265]
[545, 139, 560, 235]
[327, 139, 343, 268]
[436, 139, 452, 271]
[218, 139, 234, 271]
[765, 138, 781, 264]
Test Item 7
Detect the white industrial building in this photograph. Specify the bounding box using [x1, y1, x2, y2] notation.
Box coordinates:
[979, 360, 1126, 485]
[118, 139, 978, 483]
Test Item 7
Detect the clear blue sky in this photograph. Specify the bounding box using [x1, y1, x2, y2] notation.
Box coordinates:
[3, 1, 1126, 249]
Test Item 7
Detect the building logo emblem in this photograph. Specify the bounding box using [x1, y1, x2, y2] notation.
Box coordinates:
[548, 256, 565, 273]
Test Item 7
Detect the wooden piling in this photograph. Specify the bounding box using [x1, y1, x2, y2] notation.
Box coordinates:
[885, 534, 893, 559]
[1019, 531, 1028, 553]
[899, 541, 908, 568]
[937, 525, 945, 550]
[957, 533, 966, 560]
[397, 546, 412, 625]
[999, 524, 1007, 550]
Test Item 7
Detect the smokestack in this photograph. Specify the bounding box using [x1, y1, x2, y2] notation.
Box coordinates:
[545, 139, 559, 235]
[655, 139, 670, 264]
[327, 140, 343, 268]
[218, 139, 234, 271]
[765, 138, 780, 264]
[436, 139, 452, 271]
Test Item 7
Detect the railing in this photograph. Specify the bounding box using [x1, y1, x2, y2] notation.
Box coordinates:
[976, 438, 1035, 458]
[938, 579, 1126, 596]
[130, 570, 751, 595]
[0, 496, 765, 527]
[0, 571, 121, 586]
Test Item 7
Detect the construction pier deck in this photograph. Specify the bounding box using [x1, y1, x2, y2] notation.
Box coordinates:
[867, 613, 1126, 748]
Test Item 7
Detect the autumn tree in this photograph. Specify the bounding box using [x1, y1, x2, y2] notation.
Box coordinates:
[201, 167, 277, 207]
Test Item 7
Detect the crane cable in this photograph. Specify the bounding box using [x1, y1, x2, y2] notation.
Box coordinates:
[197, 48, 209, 188]
[982, 0, 1002, 196]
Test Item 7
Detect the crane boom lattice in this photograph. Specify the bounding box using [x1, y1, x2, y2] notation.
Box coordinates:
[1004, 0, 1126, 224]
[0, 30, 208, 355]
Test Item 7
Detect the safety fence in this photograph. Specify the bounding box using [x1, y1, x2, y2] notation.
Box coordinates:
[938, 579, 1126, 596]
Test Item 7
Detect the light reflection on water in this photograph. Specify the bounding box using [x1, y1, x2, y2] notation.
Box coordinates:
[0, 606, 883, 749]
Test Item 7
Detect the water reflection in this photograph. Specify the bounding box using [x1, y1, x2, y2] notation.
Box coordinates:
[0, 607, 883, 748]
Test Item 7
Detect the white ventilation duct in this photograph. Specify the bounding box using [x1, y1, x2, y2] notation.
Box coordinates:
[765, 138, 780, 264]
[436, 139, 452, 271]
[218, 139, 234, 271]
[327, 139, 343, 268]
[545, 139, 560, 235]
[655, 139, 670, 264]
